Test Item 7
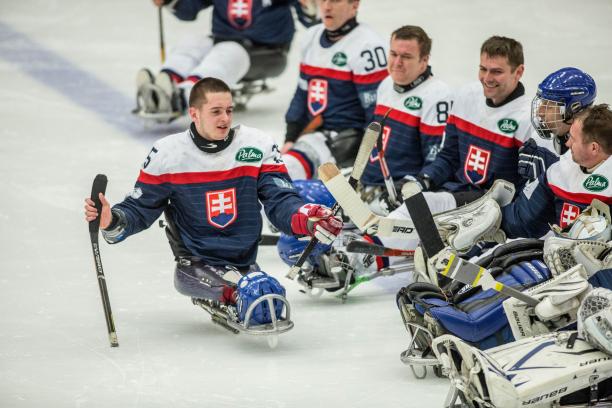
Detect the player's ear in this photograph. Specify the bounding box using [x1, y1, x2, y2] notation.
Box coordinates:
[188, 106, 198, 123]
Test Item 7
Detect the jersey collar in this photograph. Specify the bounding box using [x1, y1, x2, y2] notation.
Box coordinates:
[189, 122, 235, 153]
[485, 82, 525, 108]
[321, 18, 358, 47]
[393, 66, 433, 93]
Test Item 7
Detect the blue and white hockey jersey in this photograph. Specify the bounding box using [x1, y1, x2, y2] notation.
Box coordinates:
[361, 74, 452, 185]
[420, 82, 534, 191]
[284, 22, 388, 136]
[169, 0, 313, 46]
[109, 125, 304, 268]
[502, 152, 612, 238]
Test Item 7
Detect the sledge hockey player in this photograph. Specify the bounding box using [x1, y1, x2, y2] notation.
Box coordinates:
[359, 25, 452, 214]
[502, 103, 611, 239]
[517, 67, 596, 183]
[134, 0, 318, 122]
[431, 288, 612, 407]
[282, 0, 388, 180]
[85, 77, 343, 336]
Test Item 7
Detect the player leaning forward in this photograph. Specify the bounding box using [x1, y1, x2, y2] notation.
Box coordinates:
[84, 77, 342, 334]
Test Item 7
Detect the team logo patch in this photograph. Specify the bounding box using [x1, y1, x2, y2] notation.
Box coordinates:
[227, 0, 253, 29]
[206, 188, 237, 229]
[464, 145, 491, 185]
[583, 174, 609, 192]
[369, 126, 391, 163]
[497, 118, 519, 134]
[307, 79, 328, 116]
[560, 202, 580, 228]
[332, 52, 347, 67]
[235, 147, 263, 163]
[404, 96, 423, 110]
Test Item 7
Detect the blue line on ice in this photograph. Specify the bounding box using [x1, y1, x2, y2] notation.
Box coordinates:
[0, 21, 180, 141]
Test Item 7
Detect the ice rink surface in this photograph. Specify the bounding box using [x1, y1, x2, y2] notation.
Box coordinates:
[1, 1, 611, 407]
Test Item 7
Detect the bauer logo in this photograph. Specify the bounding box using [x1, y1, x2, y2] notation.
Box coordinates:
[497, 118, 518, 134]
[403, 96, 422, 110]
[332, 52, 347, 67]
[583, 174, 608, 192]
[235, 147, 263, 163]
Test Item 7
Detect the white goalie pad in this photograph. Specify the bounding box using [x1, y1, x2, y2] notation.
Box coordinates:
[578, 287, 612, 355]
[503, 264, 591, 339]
[432, 331, 612, 408]
[427, 179, 515, 253]
[321, 167, 513, 251]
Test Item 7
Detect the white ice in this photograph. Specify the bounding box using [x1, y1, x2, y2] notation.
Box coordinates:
[1, 1, 611, 407]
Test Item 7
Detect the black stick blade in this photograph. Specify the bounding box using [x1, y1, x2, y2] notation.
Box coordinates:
[89, 174, 108, 234]
[401, 183, 445, 258]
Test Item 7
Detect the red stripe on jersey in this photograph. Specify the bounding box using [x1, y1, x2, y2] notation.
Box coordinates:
[137, 166, 259, 185]
[260, 164, 289, 174]
[548, 183, 612, 205]
[451, 115, 523, 148]
[353, 69, 388, 84]
[375, 104, 419, 127]
[300, 64, 352, 81]
[284, 150, 313, 179]
[420, 122, 445, 136]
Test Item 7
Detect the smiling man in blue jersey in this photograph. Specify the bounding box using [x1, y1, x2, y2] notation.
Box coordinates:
[85, 77, 342, 311]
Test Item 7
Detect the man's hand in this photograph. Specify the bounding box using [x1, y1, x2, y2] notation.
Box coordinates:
[291, 204, 343, 244]
[84, 193, 112, 230]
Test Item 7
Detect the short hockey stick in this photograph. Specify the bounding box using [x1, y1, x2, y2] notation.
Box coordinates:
[285, 122, 380, 279]
[401, 183, 539, 307]
[88, 174, 119, 347]
[346, 240, 415, 257]
[259, 234, 280, 246]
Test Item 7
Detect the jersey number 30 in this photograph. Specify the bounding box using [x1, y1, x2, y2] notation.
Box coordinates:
[361, 47, 387, 72]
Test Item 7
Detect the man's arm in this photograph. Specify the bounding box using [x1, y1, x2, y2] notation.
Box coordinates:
[418, 91, 452, 166]
[418, 115, 461, 189]
[501, 172, 557, 239]
[157, 0, 213, 21]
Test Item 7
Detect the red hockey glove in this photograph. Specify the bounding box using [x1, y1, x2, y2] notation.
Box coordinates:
[291, 204, 343, 245]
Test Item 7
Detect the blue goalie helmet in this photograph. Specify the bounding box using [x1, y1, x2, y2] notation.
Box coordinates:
[293, 179, 336, 208]
[236, 271, 286, 325]
[531, 67, 596, 150]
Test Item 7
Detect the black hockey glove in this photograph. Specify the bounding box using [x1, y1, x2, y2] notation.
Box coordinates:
[517, 138, 559, 183]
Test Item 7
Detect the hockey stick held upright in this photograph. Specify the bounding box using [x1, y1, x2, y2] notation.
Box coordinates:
[88, 174, 119, 347]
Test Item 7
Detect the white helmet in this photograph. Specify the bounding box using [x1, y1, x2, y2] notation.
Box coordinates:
[578, 288, 612, 355]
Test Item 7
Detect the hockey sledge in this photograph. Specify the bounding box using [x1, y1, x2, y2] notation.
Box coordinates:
[432, 332, 612, 408]
[193, 293, 293, 349]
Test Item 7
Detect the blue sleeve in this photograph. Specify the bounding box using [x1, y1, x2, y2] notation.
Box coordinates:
[501, 174, 556, 239]
[170, 0, 212, 21]
[111, 180, 172, 241]
[419, 120, 460, 188]
[291, 0, 320, 27]
[355, 81, 381, 127]
[285, 85, 309, 127]
[258, 171, 304, 235]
